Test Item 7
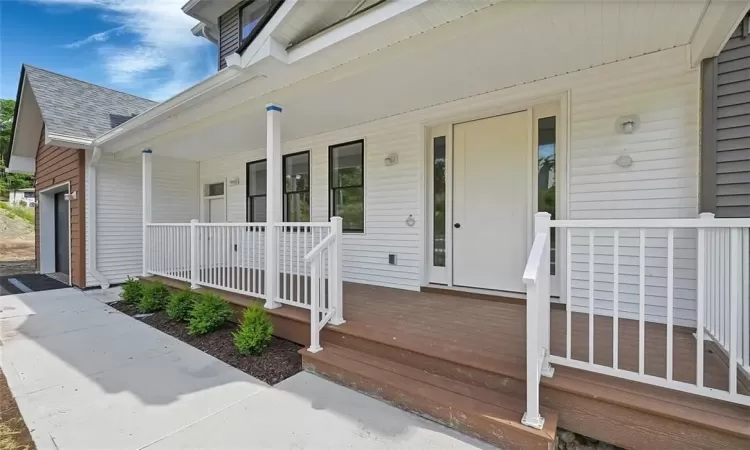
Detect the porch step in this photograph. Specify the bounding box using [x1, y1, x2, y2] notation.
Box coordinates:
[301, 345, 558, 450]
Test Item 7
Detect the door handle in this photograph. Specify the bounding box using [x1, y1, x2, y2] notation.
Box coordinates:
[454, 223, 461, 229]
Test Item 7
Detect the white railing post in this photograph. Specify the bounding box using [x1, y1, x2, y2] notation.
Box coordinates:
[190, 219, 199, 290]
[522, 278, 543, 429]
[330, 217, 345, 325]
[535, 212, 554, 377]
[265, 104, 283, 310]
[696, 212, 713, 387]
[141, 149, 152, 277]
[308, 259, 322, 353]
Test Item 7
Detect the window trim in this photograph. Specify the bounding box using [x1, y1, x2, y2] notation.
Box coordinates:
[282, 150, 311, 222]
[237, 0, 285, 55]
[246, 159, 267, 222]
[328, 139, 365, 233]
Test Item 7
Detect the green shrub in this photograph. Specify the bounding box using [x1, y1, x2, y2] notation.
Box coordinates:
[233, 304, 273, 355]
[120, 277, 143, 304]
[0, 202, 34, 224]
[166, 290, 197, 321]
[188, 293, 232, 335]
[138, 282, 170, 313]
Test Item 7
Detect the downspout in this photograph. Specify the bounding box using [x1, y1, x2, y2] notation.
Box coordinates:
[87, 147, 110, 288]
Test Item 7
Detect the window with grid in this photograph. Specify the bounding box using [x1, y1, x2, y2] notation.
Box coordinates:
[283, 151, 310, 222]
[329, 140, 364, 232]
[246, 159, 266, 222]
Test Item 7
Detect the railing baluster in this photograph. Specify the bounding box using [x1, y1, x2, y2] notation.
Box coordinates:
[697, 225, 706, 387]
[566, 228, 572, 360]
[297, 228, 301, 304]
[613, 229, 619, 370]
[639, 228, 645, 376]
[667, 228, 674, 381]
[588, 230, 594, 364]
[730, 228, 740, 395]
[743, 227, 749, 369]
[304, 227, 309, 305]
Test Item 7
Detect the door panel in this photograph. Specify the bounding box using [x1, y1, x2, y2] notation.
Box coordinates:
[208, 198, 226, 223]
[54, 192, 69, 275]
[452, 112, 528, 292]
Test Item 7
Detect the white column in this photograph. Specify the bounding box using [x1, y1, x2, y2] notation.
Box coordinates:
[265, 104, 282, 309]
[142, 149, 152, 277]
[330, 216, 345, 325]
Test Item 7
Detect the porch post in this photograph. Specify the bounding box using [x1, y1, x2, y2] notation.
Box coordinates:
[330, 216, 345, 325]
[142, 149, 152, 277]
[264, 104, 282, 309]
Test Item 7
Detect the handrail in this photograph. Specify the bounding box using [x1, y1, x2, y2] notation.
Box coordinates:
[304, 233, 336, 262]
[551, 218, 750, 228]
[523, 232, 548, 284]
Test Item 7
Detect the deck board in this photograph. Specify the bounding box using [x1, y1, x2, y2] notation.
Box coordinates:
[338, 283, 749, 397]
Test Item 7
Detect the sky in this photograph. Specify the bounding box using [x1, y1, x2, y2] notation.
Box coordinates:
[0, 0, 217, 102]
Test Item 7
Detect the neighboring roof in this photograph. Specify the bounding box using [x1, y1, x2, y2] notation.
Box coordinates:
[22, 65, 157, 141]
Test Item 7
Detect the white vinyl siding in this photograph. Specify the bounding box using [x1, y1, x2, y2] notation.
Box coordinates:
[199, 123, 423, 291]
[86, 155, 199, 287]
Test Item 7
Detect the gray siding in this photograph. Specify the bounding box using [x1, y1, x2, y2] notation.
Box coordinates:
[702, 17, 750, 218]
[218, 4, 241, 70]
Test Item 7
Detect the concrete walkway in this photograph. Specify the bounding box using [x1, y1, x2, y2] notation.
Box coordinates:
[0, 288, 491, 450]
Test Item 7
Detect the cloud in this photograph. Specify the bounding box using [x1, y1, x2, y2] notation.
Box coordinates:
[63, 26, 123, 49]
[34, 0, 213, 100]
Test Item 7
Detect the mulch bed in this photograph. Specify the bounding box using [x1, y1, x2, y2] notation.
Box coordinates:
[0, 368, 36, 450]
[109, 301, 302, 385]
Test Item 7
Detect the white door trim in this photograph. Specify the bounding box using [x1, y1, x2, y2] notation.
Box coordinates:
[421, 91, 570, 297]
[38, 181, 72, 286]
[201, 179, 227, 222]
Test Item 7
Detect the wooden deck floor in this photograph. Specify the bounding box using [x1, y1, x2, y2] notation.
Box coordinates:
[338, 283, 746, 394]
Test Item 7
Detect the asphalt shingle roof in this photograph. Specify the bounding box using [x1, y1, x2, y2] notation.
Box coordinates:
[23, 65, 157, 141]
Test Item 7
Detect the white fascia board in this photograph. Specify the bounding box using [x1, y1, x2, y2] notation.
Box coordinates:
[8, 155, 35, 174]
[690, 0, 750, 67]
[92, 65, 242, 149]
[286, 0, 430, 64]
[239, 0, 299, 68]
[45, 132, 94, 149]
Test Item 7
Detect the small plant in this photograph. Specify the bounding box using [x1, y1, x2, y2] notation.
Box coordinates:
[120, 277, 143, 304]
[188, 293, 232, 335]
[233, 304, 273, 355]
[166, 290, 197, 321]
[138, 282, 170, 313]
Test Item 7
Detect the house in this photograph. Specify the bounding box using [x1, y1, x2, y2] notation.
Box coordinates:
[4, 1, 750, 448]
[5, 65, 156, 287]
[7, 188, 35, 207]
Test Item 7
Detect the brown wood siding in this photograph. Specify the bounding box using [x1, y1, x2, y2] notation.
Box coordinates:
[218, 3, 241, 70]
[34, 127, 86, 287]
[702, 16, 750, 217]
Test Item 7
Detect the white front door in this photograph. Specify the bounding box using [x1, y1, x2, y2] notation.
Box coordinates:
[208, 198, 226, 223]
[452, 112, 529, 292]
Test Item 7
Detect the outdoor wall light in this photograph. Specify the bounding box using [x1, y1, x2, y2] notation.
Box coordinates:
[616, 115, 639, 134]
[64, 191, 77, 201]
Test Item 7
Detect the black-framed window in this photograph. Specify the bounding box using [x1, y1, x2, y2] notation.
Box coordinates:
[329, 140, 364, 233]
[283, 151, 310, 222]
[246, 159, 267, 222]
[239, 0, 280, 46]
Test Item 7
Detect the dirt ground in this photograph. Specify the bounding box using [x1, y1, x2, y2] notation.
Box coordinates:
[1, 208, 35, 277]
[0, 369, 36, 450]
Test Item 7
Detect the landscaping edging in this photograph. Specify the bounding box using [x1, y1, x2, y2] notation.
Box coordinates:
[110, 301, 302, 385]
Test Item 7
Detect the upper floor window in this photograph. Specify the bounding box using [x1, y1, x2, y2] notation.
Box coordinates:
[241, 0, 275, 42]
[283, 151, 310, 222]
[329, 140, 365, 233]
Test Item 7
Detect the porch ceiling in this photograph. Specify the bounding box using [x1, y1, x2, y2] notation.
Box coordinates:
[115, 0, 709, 161]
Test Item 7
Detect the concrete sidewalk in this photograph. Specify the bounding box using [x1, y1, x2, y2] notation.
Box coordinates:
[0, 288, 491, 450]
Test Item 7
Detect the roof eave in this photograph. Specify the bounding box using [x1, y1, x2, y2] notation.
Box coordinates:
[4, 66, 27, 166]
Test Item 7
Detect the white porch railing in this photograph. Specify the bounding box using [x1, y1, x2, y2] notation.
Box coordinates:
[305, 217, 344, 353]
[145, 218, 345, 341]
[522, 212, 750, 429]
